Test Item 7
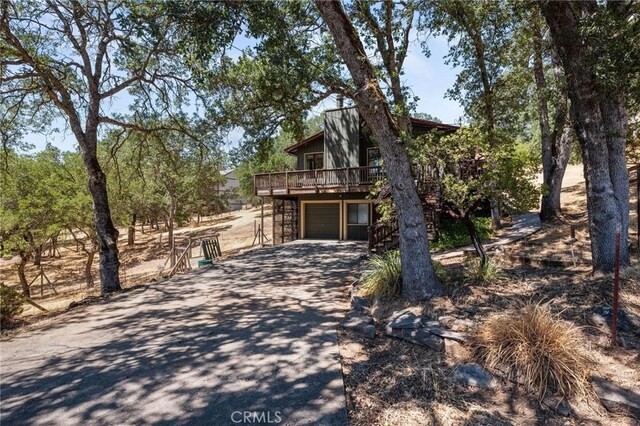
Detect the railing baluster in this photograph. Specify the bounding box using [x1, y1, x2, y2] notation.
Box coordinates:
[254, 165, 388, 195]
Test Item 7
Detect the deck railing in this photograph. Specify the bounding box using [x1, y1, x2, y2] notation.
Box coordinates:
[254, 166, 385, 195]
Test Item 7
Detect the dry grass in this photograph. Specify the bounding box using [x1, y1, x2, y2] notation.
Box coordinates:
[474, 303, 592, 400]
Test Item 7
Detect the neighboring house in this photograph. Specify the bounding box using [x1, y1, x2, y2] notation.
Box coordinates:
[219, 169, 246, 211]
[253, 106, 458, 247]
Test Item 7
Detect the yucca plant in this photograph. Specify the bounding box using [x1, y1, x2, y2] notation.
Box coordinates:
[361, 250, 402, 297]
[465, 255, 502, 284]
[474, 303, 591, 400]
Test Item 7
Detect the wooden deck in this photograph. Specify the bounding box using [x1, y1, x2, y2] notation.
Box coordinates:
[254, 166, 383, 196]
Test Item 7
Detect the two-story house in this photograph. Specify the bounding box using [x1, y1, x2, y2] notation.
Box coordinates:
[253, 106, 458, 246]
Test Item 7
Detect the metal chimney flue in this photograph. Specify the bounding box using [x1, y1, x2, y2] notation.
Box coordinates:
[336, 94, 344, 109]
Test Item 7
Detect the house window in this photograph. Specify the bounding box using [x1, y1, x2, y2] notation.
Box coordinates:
[347, 203, 369, 225]
[367, 148, 381, 167]
[305, 152, 324, 170]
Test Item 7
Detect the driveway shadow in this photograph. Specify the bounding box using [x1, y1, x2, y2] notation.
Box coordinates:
[1, 241, 366, 425]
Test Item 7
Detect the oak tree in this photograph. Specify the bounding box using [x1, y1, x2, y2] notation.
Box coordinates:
[538, 1, 639, 271]
[1, 0, 238, 293]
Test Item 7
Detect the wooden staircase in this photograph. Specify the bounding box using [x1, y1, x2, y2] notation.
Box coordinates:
[368, 199, 440, 255]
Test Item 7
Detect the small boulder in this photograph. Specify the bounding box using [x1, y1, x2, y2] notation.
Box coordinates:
[385, 325, 444, 351]
[449, 318, 475, 332]
[444, 339, 470, 363]
[542, 396, 573, 417]
[345, 310, 373, 323]
[388, 311, 422, 329]
[350, 295, 369, 312]
[592, 376, 640, 418]
[370, 297, 384, 322]
[451, 363, 497, 389]
[587, 312, 608, 328]
[341, 317, 376, 339]
[423, 323, 469, 343]
[342, 342, 365, 359]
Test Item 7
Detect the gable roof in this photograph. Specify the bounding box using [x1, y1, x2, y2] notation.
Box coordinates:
[283, 117, 458, 154]
[410, 117, 459, 132]
[283, 130, 325, 154]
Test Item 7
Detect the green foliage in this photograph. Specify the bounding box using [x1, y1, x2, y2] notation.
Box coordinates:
[431, 217, 493, 252]
[104, 119, 226, 229]
[369, 177, 395, 222]
[199, 1, 345, 144]
[234, 116, 324, 202]
[361, 250, 450, 297]
[235, 134, 296, 202]
[412, 112, 442, 123]
[0, 147, 67, 254]
[419, 0, 530, 136]
[416, 127, 540, 219]
[432, 260, 455, 284]
[361, 250, 402, 298]
[0, 285, 24, 326]
[465, 256, 502, 284]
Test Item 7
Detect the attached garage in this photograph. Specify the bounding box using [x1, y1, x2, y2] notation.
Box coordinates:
[303, 202, 340, 239]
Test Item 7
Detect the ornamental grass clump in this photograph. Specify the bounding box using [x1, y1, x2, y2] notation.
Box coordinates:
[474, 303, 591, 400]
[360, 250, 450, 297]
[465, 256, 502, 284]
[361, 250, 402, 297]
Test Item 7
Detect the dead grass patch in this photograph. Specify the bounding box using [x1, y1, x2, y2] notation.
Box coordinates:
[474, 303, 592, 400]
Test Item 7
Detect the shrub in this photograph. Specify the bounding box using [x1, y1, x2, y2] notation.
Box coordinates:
[474, 303, 591, 399]
[432, 260, 453, 284]
[361, 250, 402, 297]
[431, 217, 494, 252]
[360, 251, 450, 298]
[1, 285, 24, 327]
[464, 256, 502, 283]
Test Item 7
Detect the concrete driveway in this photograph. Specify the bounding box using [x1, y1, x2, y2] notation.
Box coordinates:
[0, 241, 366, 425]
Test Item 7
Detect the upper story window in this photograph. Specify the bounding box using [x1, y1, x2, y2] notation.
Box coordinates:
[305, 152, 324, 170]
[367, 148, 381, 167]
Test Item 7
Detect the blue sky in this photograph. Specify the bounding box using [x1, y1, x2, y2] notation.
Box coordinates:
[23, 34, 463, 153]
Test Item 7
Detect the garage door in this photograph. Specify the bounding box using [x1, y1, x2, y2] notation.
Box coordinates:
[304, 203, 340, 239]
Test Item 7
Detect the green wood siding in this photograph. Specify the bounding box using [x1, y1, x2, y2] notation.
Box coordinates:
[325, 107, 359, 169]
[296, 138, 325, 170]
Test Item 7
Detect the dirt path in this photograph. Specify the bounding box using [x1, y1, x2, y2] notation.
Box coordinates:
[0, 206, 273, 316]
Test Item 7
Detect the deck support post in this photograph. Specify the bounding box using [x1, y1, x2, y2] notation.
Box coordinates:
[261, 198, 265, 247]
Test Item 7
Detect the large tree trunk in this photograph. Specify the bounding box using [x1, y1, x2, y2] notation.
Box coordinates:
[78, 127, 122, 293]
[601, 93, 630, 260]
[17, 250, 30, 298]
[315, 0, 442, 301]
[540, 119, 573, 221]
[540, 2, 630, 272]
[85, 250, 95, 288]
[167, 196, 177, 267]
[32, 244, 42, 266]
[532, 17, 573, 222]
[127, 213, 136, 246]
